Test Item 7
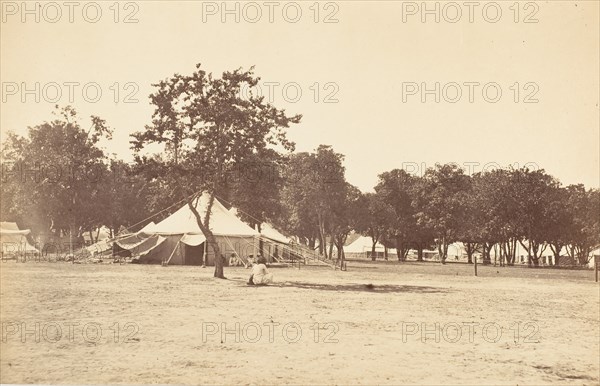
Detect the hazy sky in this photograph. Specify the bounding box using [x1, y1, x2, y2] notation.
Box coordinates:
[1, 1, 598, 191]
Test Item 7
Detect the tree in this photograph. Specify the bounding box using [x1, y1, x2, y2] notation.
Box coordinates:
[375, 169, 419, 262]
[131, 64, 301, 278]
[1, 106, 112, 255]
[354, 192, 394, 261]
[329, 183, 363, 268]
[467, 170, 519, 265]
[512, 168, 558, 267]
[96, 159, 159, 237]
[545, 185, 572, 266]
[278, 146, 346, 258]
[278, 153, 318, 248]
[228, 151, 286, 256]
[416, 164, 471, 264]
[564, 185, 600, 265]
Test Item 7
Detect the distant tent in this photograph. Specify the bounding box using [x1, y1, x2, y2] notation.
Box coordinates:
[345, 235, 391, 259]
[132, 193, 259, 265]
[83, 226, 111, 245]
[0, 222, 38, 256]
[588, 246, 600, 269]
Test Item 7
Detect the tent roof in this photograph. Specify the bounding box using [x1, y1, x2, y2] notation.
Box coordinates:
[345, 235, 386, 253]
[260, 222, 291, 244]
[229, 207, 291, 244]
[83, 226, 111, 242]
[151, 193, 259, 237]
[0, 222, 29, 235]
[0, 222, 37, 252]
[139, 221, 157, 233]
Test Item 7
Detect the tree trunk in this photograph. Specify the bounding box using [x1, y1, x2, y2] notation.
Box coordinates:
[465, 242, 475, 264]
[417, 245, 424, 262]
[482, 243, 492, 265]
[187, 193, 225, 279]
[550, 243, 562, 266]
[507, 238, 517, 266]
[396, 237, 406, 262]
[438, 236, 448, 264]
[576, 245, 591, 266]
[317, 213, 326, 256]
[371, 242, 377, 261]
[328, 235, 334, 259]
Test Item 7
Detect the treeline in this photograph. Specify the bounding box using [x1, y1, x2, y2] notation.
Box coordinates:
[2, 65, 598, 269]
[275, 149, 600, 268]
[2, 111, 597, 267]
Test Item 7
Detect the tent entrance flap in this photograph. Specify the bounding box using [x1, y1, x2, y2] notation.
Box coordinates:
[180, 234, 206, 246]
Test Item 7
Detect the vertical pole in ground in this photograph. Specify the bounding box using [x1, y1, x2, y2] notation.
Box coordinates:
[594, 255, 598, 283]
[70, 227, 73, 264]
[474, 255, 478, 277]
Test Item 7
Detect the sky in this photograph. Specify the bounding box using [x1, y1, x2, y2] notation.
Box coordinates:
[1, 0, 599, 191]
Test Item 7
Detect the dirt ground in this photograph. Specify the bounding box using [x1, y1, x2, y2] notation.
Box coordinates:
[1, 260, 598, 385]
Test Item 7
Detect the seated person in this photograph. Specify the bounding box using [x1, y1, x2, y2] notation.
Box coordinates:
[247, 256, 273, 285]
[228, 253, 239, 267]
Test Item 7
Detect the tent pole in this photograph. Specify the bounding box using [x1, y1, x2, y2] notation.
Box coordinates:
[253, 236, 257, 261]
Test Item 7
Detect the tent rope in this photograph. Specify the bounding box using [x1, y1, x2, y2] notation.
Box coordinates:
[221, 235, 251, 268]
[164, 235, 184, 265]
[123, 190, 203, 234]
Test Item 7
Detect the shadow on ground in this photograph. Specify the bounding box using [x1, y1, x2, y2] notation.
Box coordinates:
[266, 281, 448, 294]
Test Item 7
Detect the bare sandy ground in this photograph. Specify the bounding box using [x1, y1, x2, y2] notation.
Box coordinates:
[1, 261, 598, 385]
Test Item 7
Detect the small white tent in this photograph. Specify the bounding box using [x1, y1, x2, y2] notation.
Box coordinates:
[345, 235, 392, 259]
[0, 222, 38, 256]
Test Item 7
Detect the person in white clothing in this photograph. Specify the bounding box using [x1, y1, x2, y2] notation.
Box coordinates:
[247, 256, 273, 285]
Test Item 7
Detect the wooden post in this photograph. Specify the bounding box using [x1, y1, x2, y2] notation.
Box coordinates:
[594, 255, 598, 283]
[474, 255, 478, 277]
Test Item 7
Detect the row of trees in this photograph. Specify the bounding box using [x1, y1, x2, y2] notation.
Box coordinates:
[362, 166, 599, 267]
[2, 65, 599, 277]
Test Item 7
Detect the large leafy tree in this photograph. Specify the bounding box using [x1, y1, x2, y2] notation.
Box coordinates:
[1, 106, 112, 253]
[228, 150, 287, 256]
[375, 169, 420, 262]
[354, 192, 395, 261]
[467, 170, 520, 265]
[278, 153, 319, 248]
[416, 164, 471, 264]
[544, 185, 573, 266]
[278, 146, 346, 257]
[329, 183, 363, 267]
[131, 64, 301, 278]
[511, 168, 558, 266]
[564, 185, 600, 265]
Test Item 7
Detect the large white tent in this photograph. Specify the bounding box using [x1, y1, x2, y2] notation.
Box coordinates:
[125, 193, 259, 265]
